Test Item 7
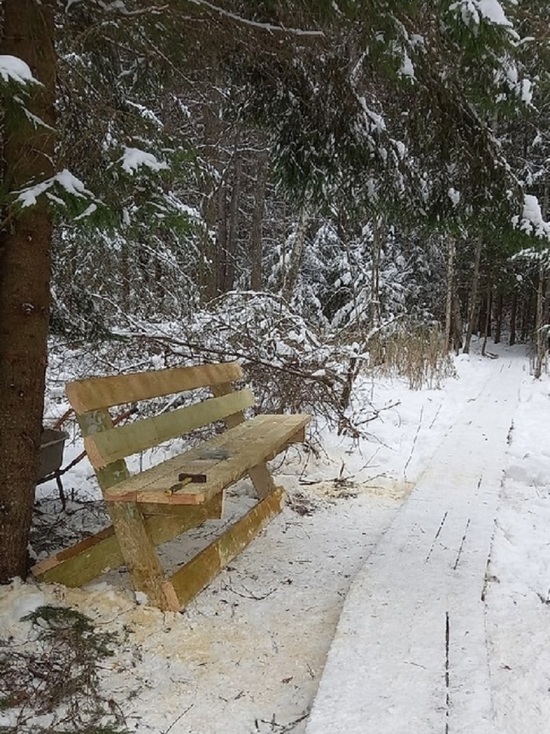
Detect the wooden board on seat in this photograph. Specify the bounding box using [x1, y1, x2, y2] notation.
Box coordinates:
[102, 413, 310, 505]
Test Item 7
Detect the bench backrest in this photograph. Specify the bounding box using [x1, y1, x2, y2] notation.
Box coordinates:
[66, 362, 253, 479]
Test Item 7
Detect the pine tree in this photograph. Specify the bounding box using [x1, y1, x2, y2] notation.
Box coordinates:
[0, 0, 56, 582]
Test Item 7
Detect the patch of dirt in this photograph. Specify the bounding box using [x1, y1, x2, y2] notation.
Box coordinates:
[286, 490, 319, 516]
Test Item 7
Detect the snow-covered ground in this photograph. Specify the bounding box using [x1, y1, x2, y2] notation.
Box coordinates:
[485, 362, 550, 733]
[1, 339, 549, 733]
[305, 345, 525, 734]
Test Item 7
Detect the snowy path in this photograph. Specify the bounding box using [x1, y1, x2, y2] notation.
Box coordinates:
[305, 353, 525, 734]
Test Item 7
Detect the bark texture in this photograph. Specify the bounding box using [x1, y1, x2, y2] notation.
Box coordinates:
[0, 0, 56, 582]
[281, 204, 310, 303]
[462, 239, 482, 355]
[249, 150, 268, 291]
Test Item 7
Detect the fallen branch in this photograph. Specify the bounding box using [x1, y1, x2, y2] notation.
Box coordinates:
[121, 329, 345, 389]
[162, 703, 194, 734]
[188, 0, 324, 36]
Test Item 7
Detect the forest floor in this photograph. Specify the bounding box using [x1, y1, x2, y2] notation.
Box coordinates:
[1, 338, 550, 733]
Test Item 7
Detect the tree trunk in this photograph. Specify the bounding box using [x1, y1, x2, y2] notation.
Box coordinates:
[534, 185, 549, 378]
[215, 180, 228, 294]
[452, 290, 463, 351]
[509, 290, 517, 346]
[486, 289, 493, 338]
[250, 150, 268, 291]
[477, 284, 486, 336]
[224, 144, 242, 292]
[462, 239, 482, 354]
[520, 292, 533, 342]
[494, 291, 503, 344]
[481, 284, 491, 357]
[121, 243, 131, 313]
[370, 217, 383, 329]
[198, 74, 222, 304]
[200, 186, 218, 303]
[444, 236, 456, 351]
[534, 262, 546, 379]
[281, 204, 310, 304]
[0, 0, 56, 583]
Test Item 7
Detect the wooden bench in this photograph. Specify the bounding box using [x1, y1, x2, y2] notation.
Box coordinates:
[32, 362, 310, 611]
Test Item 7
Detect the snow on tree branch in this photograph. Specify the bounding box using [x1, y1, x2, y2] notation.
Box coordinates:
[15, 170, 96, 210]
[450, 0, 514, 28]
[512, 194, 550, 240]
[120, 147, 169, 175]
[0, 55, 41, 85]
[187, 0, 325, 36]
[65, 0, 169, 15]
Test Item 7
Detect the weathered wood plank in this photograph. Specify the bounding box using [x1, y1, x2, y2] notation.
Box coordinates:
[66, 361, 243, 413]
[31, 494, 223, 587]
[139, 499, 225, 517]
[170, 487, 285, 609]
[78, 409, 131, 492]
[210, 381, 246, 429]
[102, 414, 310, 504]
[84, 389, 256, 468]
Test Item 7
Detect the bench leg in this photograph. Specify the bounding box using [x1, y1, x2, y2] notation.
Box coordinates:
[74, 409, 176, 605]
[247, 426, 306, 499]
[31, 495, 223, 589]
[211, 381, 297, 500]
[211, 381, 274, 498]
[169, 486, 285, 609]
[247, 463, 276, 499]
[108, 501, 181, 611]
[72, 407, 180, 610]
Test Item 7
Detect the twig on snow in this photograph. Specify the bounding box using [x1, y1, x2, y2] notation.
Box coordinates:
[163, 703, 194, 734]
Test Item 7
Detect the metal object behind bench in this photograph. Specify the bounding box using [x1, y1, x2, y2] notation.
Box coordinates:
[38, 429, 68, 480]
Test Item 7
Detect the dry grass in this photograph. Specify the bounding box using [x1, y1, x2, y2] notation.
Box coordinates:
[370, 324, 455, 390]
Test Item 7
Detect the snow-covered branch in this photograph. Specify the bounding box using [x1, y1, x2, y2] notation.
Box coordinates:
[0, 55, 41, 85]
[512, 194, 550, 240]
[187, 0, 324, 36]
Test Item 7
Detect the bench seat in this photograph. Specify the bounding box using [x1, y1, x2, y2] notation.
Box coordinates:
[104, 413, 309, 505]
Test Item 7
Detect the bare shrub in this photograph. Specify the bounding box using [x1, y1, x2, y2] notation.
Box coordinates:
[46, 293, 351, 425]
[44, 298, 455, 458]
